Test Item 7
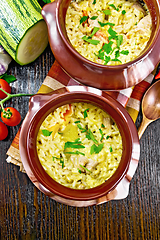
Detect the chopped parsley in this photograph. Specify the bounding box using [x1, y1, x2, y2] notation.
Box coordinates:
[77, 123, 87, 132]
[103, 41, 114, 54]
[115, 50, 120, 59]
[109, 146, 113, 152]
[90, 16, 98, 20]
[108, 27, 118, 40]
[83, 108, 89, 118]
[111, 58, 122, 63]
[79, 164, 92, 173]
[121, 50, 129, 55]
[104, 56, 111, 65]
[116, 35, 123, 48]
[109, 4, 119, 11]
[64, 151, 85, 156]
[53, 156, 62, 161]
[53, 156, 64, 168]
[96, 41, 113, 63]
[122, 10, 126, 15]
[86, 129, 98, 144]
[99, 128, 104, 141]
[106, 135, 110, 139]
[98, 21, 115, 27]
[42, 129, 53, 136]
[64, 138, 85, 150]
[101, 123, 105, 128]
[89, 27, 99, 37]
[82, 36, 100, 45]
[74, 120, 80, 123]
[103, 9, 111, 16]
[80, 16, 88, 25]
[77, 168, 82, 174]
[90, 143, 104, 154]
[92, 0, 96, 4]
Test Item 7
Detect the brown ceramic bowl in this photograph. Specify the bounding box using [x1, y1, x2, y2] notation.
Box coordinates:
[41, 0, 160, 90]
[19, 86, 140, 207]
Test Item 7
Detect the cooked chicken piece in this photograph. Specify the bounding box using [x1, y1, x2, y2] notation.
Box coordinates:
[70, 155, 89, 172]
[86, 159, 98, 171]
[134, 15, 152, 34]
[94, 30, 108, 42]
[62, 104, 72, 120]
[78, 156, 89, 172]
[103, 116, 111, 129]
[78, 184, 85, 189]
[88, 18, 100, 28]
[71, 155, 97, 172]
[131, 3, 146, 15]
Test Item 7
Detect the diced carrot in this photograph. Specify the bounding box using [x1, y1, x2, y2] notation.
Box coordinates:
[95, 30, 108, 41]
[63, 104, 72, 120]
[83, 10, 88, 16]
[82, 10, 89, 26]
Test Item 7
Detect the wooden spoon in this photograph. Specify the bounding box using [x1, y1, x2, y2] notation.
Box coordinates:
[138, 80, 160, 139]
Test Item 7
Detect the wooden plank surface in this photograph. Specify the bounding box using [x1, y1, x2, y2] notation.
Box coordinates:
[0, 46, 159, 240]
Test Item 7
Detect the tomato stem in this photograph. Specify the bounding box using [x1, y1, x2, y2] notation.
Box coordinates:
[0, 88, 33, 112]
[2, 108, 13, 119]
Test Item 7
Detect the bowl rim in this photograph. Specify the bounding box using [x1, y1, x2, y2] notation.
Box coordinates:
[19, 86, 140, 201]
[56, 0, 160, 70]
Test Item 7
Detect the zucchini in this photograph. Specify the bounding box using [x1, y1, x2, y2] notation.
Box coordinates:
[0, 0, 48, 65]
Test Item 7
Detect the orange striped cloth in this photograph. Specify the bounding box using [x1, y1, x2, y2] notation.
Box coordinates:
[6, 60, 159, 171]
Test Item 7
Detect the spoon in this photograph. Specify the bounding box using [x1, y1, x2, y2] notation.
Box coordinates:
[138, 80, 160, 139]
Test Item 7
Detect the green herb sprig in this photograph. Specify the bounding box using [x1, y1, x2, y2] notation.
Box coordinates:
[53, 156, 64, 168]
[65, 151, 85, 156]
[42, 129, 53, 137]
[99, 128, 104, 141]
[79, 164, 91, 173]
[122, 10, 126, 15]
[64, 138, 85, 150]
[90, 143, 104, 155]
[109, 4, 119, 11]
[98, 21, 115, 27]
[90, 16, 98, 20]
[103, 9, 111, 16]
[80, 15, 89, 25]
[82, 36, 100, 45]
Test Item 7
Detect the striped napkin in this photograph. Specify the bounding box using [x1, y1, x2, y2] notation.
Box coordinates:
[6, 60, 159, 172]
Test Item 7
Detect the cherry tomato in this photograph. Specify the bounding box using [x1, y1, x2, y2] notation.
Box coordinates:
[1, 107, 21, 126]
[0, 79, 11, 99]
[0, 121, 8, 140]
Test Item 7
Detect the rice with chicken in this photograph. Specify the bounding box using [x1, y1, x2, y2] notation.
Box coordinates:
[37, 102, 122, 189]
[65, 0, 152, 65]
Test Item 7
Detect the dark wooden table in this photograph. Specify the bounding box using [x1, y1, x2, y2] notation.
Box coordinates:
[0, 45, 159, 240]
